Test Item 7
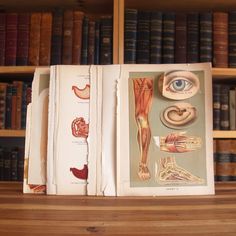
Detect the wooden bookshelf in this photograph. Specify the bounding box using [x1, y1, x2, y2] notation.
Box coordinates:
[0, 130, 25, 137]
[213, 130, 236, 139]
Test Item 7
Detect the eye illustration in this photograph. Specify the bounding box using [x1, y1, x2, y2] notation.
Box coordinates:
[158, 71, 200, 100]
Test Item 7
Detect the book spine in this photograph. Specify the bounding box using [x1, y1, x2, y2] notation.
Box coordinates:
[216, 139, 232, 181]
[11, 85, 17, 130]
[3, 149, 11, 181]
[81, 16, 89, 65]
[39, 12, 52, 66]
[124, 8, 138, 64]
[213, 83, 221, 130]
[17, 147, 24, 181]
[220, 85, 230, 130]
[100, 16, 113, 65]
[229, 11, 236, 68]
[51, 9, 63, 65]
[62, 10, 73, 65]
[11, 148, 18, 181]
[21, 83, 28, 129]
[136, 11, 150, 64]
[200, 12, 212, 63]
[150, 11, 162, 64]
[5, 84, 12, 129]
[213, 12, 228, 68]
[13, 81, 23, 130]
[28, 13, 41, 66]
[0, 83, 7, 129]
[187, 13, 199, 63]
[0, 13, 6, 66]
[175, 13, 187, 63]
[231, 139, 236, 181]
[16, 13, 30, 66]
[229, 88, 236, 130]
[162, 13, 175, 64]
[88, 20, 95, 65]
[0, 147, 3, 180]
[94, 20, 100, 65]
[213, 139, 217, 181]
[72, 10, 84, 65]
[5, 13, 18, 66]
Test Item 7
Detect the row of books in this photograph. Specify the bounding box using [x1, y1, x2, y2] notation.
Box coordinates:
[0, 10, 113, 66]
[213, 83, 236, 130]
[0, 81, 31, 130]
[24, 63, 214, 196]
[214, 139, 236, 181]
[0, 146, 24, 181]
[124, 9, 235, 67]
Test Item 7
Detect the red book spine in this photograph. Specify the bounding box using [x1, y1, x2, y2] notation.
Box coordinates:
[0, 13, 6, 66]
[5, 13, 18, 66]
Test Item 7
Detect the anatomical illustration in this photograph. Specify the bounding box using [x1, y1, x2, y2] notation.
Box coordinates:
[160, 102, 197, 129]
[158, 132, 202, 153]
[133, 78, 153, 181]
[70, 164, 88, 180]
[71, 117, 89, 138]
[155, 156, 204, 184]
[158, 70, 200, 100]
[72, 84, 90, 99]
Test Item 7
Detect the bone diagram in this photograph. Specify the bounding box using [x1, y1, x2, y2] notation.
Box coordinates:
[160, 102, 197, 129]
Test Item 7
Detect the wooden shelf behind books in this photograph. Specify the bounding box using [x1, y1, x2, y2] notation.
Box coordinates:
[0, 130, 25, 137]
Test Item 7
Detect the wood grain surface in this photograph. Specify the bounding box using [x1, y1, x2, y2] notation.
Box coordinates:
[0, 182, 236, 235]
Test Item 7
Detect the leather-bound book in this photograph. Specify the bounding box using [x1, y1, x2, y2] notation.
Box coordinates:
[187, 13, 199, 63]
[51, 9, 63, 65]
[5, 84, 12, 129]
[0, 147, 3, 180]
[0, 13, 6, 66]
[21, 83, 28, 129]
[10, 147, 18, 181]
[62, 10, 73, 65]
[5, 13, 18, 66]
[16, 13, 30, 66]
[229, 11, 236, 68]
[162, 12, 175, 64]
[150, 11, 162, 64]
[0, 83, 7, 129]
[213, 83, 221, 130]
[11, 85, 17, 130]
[220, 85, 230, 130]
[39, 12, 52, 66]
[72, 10, 84, 65]
[81, 16, 89, 65]
[199, 12, 212, 63]
[213, 139, 217, 181]
[28, 13, 41, 66]
[17, 146, 24, 181]
[13, 81, 23, 130]
[3, 149, 11, 181]
[136, 11, 150, 64]
[100, 15, 113, 64]
[94, 20, 100, 65]
[213, 12, 228, 68]
[216, 139, 232, 181]
[231, 139, 236, 181]
[124, 8, 138, 64]
[175, 13, 187, 63]
[88, 20, 95, 65]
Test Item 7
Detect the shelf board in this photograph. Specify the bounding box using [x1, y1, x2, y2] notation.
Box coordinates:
[0, 66, 41, 75]
[213, 130, 236, 139]
[0, 129, 25, 137]
[212, 68, 236, 79]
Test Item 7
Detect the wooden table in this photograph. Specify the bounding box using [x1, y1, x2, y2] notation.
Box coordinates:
[0, 182, 236, 235]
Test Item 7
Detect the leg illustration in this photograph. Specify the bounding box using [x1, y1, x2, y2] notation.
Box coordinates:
[133, 78, 153, 180]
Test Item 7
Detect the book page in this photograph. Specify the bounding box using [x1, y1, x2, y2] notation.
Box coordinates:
[117, 63, 215, 196]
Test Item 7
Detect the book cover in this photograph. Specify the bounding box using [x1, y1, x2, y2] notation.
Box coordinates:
[117, 63, 214, 196]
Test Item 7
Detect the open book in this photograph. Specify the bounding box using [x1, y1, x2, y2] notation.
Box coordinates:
[24, 63, 215, 196]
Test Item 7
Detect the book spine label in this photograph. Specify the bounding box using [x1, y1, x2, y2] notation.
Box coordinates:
[124, 9, 138, 64]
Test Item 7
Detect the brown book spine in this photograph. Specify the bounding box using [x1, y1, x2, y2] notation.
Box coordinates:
[175, 13, 187, 63]
[213, 139, 217, 181]
[0, 13, 6, 66]
[16, 13, 30, 66]
[88, 20, 95, 65]
[0, 83, 7, 129]
[62, 10, 73, 65]
[13, 81, 23, 130]
[28, 13, 42, 66]
[39, 12, 52, 66]
[72, 11, 84, 65]
[213, 12, 228, 68]
[230, 139, 236, 181]
[5, 13, 18, 66]
[11, 85, 17, 130]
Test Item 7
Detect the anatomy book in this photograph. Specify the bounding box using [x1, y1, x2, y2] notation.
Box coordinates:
[24, 63, 215, 196]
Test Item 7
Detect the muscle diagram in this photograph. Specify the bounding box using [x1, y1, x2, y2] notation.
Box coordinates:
[159, 132, 202, 153]
[72, 84, 90, 99]
[70, 164, 88, 180]
[133, 78, 153, 181]
[158, 70, 200, 100]
[71, 117, 89, 138]
[155, 156, 204, 184]
[161, 102, 197, 129]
